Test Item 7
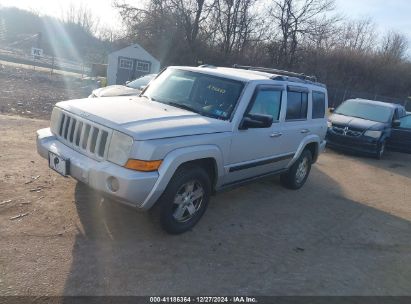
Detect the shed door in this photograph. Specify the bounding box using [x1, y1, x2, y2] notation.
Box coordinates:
[116, 57, 134, 85]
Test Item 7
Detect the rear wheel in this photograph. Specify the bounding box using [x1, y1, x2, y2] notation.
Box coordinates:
[150, 166, 211, 234]
[280, 150, 312, 190]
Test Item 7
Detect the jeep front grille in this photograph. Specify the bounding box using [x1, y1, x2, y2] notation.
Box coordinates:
[57, 111, 112, 160]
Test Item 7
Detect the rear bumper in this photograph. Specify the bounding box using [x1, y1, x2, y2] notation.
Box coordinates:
[36, 128, 158, 209]
[326, 131, 379, 156]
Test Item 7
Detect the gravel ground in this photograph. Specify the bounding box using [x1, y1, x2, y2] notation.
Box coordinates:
[1, 114, 411, 296]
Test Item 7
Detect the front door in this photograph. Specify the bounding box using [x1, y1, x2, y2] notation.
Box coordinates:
[388, 115, 411, 153]
[224, 85, 291, 185]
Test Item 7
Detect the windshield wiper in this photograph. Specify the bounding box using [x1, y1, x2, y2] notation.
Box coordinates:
[140, 95, 158, 102]
[166, 102, 200, 114]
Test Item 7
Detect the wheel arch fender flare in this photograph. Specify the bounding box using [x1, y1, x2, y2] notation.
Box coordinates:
[141, 145, 224, 210]
[288, 135, 321, 167]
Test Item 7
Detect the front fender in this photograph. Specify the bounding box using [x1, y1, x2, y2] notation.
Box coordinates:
[140, 145, 224, 210]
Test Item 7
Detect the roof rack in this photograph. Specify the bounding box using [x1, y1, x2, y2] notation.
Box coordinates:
[232, 64, 318, 83]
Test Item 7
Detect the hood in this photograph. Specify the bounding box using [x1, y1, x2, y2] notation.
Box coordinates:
[329, 114, 386, 131]
[56, 97, 231, 140]
[92, 85, 140, 97]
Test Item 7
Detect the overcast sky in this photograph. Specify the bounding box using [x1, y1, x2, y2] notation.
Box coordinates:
[1, 0, 410, 45]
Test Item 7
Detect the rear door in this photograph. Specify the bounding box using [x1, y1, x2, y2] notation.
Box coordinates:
[388, 115, 411, 153]
[280, 86, 311, 153]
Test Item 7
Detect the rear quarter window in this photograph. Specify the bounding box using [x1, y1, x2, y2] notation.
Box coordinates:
[312, 91, 326, 119]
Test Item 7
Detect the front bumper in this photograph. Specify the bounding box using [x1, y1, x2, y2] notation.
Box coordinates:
[36, 128, 158, 209]
[326, 130, 379, 156]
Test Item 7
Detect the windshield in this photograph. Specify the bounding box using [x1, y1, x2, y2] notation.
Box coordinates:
[142, 68, 244, 120]
[127, 74, 156, 89]
[335, 100, 393, 123]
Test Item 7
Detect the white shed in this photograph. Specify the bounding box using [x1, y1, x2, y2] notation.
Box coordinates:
[107, 43, 161, 85]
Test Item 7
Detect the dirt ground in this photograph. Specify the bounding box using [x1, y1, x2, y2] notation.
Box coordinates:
[1, 64, 411, 296]
[1, 114, 411, 296]
[0, 63, 93, 120]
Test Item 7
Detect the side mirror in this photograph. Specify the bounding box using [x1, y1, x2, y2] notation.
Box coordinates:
[329, 107, 335, 113]
[239, 114, 273, 130]
[139, 85, 147, 91]
[392, 120, 401, 127]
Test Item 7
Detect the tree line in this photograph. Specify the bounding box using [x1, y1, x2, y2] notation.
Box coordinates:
[114, 0, 411, 104]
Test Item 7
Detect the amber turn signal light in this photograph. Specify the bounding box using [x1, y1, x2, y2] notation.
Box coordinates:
[124, 159, 162, 172]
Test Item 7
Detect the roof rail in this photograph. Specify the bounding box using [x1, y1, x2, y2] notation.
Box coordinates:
[232, 64, 317, 82]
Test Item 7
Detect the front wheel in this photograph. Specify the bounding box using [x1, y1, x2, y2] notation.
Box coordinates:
[375, 141, 386, 160]
[280, 150, 312, 190]
[150, 166, 211, 234]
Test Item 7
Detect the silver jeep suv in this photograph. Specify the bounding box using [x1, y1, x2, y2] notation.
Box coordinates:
[37, 65, 328, 234]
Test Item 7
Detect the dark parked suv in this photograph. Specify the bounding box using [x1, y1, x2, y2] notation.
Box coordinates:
[326, 98, 407, 159]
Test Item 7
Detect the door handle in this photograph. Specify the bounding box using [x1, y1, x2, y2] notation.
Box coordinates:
[300, 129, 310, 134]
[270, 132, 283, 138]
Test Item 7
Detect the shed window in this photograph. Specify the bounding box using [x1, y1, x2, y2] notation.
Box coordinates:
[136, 61, 150, 72]
[119, 58, 133, 70]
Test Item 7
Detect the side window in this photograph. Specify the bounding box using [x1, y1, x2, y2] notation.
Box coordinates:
[249, 88, 282, 121]
[399, 115, 411, 129]
[312, 91, 326, 119]
[393, 109, 399, 120]
[119, 58, 133, 70]
[136, 61, 150, 72]
[394, 108, 406, 120]
[286, 91, 308, 120]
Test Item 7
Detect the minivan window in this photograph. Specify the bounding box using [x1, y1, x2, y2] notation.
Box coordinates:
[143, 68, 244, 120]
[312, 91, 326, 119]
[286, 91, 308, 120]
[399, 115, 411, 129]
[335, 100, 393, 123]
[249, 88, 282, 120]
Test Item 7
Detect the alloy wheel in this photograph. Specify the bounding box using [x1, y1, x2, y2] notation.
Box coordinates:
[172, 180, 204, 222]
[295, 156, 309, 184]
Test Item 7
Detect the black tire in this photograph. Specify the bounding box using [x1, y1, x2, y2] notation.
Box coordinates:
[375, 140, 386, 160]
[150, 165, 211, 234]
[280, 150, 313, 190]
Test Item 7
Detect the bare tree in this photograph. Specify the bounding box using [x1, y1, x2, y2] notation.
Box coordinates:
[269, 0, 335, 67]
[212, 0, 257, 60]
[380, 31, 408, 61]
[61, 4, 100, 35]
[167, 0, 215, 60]
[336, 18, 376, 53]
